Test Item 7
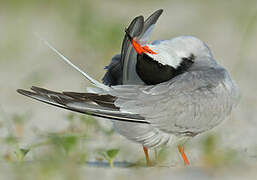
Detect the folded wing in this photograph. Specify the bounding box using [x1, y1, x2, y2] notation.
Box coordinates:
[109, 68, 234, 135]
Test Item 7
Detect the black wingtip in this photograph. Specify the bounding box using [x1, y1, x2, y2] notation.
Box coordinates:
[17, 88, 36, 97]
[17, 89, 28, 95]
[156, 9, 164, 18]
[158, 9, 164, 13]
[154, 9, 164, 15]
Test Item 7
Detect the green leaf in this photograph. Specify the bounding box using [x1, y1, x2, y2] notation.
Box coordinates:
[15, 148, 30, 161]
[49, 134, 78, 154]
[106, 149, 120, 159]
[61, 136, 78, 154]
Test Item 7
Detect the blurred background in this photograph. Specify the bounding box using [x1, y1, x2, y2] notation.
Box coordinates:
[0, 0, 257, 179]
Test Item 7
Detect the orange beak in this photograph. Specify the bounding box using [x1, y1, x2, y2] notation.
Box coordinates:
[125, 29, 157, 55]
[131, 39, 157, 55]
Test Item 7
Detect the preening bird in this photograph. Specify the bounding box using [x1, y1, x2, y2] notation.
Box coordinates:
[17, 9, 238, 166]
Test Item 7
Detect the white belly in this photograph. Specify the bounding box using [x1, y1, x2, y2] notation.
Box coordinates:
[113, 121, 177, 149]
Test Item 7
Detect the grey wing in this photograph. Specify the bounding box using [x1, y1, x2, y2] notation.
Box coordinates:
[121, 15, 144, 85]
[102, 9, 163, 86]
[121, 9, 163, 85]
[17, 86, 147, 123]
[110, 67, 238, 136]
[137, 9, 163, 45]
[102, 16, 144, 86]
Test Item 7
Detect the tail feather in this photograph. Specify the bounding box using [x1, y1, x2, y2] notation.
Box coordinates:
[35, 34, 109, 91]
[17, 87, 148, 124]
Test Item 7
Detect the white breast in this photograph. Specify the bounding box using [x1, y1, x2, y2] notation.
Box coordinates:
[112, 121, 185, 149]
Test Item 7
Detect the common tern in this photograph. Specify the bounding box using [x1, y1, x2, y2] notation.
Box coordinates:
[17, 9, 238, 166]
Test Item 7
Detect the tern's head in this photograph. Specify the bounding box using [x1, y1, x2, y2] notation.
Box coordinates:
[130, 36, 217, 85]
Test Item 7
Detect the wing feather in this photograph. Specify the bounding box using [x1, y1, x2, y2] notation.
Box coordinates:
[17, 87, 148, 124]
[122, 9, 163, 85]
[138, 9, 163, 45]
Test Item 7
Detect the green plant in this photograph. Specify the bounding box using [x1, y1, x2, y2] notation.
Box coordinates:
[97, 148, 120, 168]
[48, 134, 79, 155]
[15, 146, 30, 162]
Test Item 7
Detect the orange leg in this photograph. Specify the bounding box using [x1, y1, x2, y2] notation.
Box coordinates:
[178, 145, 189, 165]
[143, 146, 151, 166]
